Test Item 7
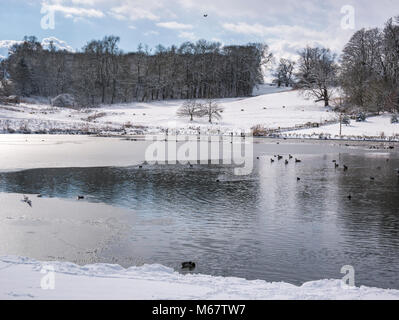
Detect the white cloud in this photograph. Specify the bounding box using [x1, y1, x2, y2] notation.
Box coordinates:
[33, 0, 399, 60]
[156, 21, 193, 30]
[0, 38, 74, 58]
[109, 5, 159, 21]
[178, 31, 197, 40]
[144, 30, 159, 36]
[222, 21, 354, 61]
[41, 37, 74, 52]
[42, 2, 105, 18]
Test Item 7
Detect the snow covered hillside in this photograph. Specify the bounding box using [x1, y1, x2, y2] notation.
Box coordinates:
[1, 256, 398, 300]
[1, 86, 398, 139]
[0, 87, 336, 135]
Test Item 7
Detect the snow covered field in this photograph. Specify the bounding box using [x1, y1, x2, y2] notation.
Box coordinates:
[0, 86, 335, 135]
[1, 86, 398, 140]
[1, 256, 399, 300]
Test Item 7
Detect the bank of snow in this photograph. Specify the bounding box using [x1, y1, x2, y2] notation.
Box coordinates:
[1, 256, 399, 300]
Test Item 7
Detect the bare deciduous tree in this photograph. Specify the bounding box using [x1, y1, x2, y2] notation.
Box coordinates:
[177, 100, 202, 121]
[273, 58, 295, 87]
[200, 100, 224, 123]
[296, 47, 337, 107]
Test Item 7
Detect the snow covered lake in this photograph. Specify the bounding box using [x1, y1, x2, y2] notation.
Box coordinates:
[1, 135, 399, 297]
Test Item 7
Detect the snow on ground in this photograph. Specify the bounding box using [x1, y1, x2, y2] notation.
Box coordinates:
[1, 86, 398, 139]
[0, 87, 336, 135]
[285, 114, 399, 140]
[95, 89, 335, 132]
[1, 256, 399, 300]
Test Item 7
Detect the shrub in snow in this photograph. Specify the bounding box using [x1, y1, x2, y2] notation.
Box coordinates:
[342, 115, 351, 125]
[391, 114, 399, 124]
[51, 94, 76, 109]
[356, 112, 366, 122]
[0, 95, 20, 104]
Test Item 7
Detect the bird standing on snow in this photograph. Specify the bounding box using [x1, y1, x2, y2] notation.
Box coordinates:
[22, 195, 32, 208]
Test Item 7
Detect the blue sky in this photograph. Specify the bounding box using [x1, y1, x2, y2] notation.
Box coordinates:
[1, 0, 398, 59]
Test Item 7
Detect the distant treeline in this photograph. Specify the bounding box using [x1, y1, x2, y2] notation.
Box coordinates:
[0, 36, 271, 106]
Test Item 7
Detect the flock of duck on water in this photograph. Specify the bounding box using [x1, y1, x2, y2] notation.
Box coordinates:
[256, 152, 399, 200]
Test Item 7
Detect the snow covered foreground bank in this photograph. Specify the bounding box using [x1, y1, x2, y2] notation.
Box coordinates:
[1, 256, 399, 300]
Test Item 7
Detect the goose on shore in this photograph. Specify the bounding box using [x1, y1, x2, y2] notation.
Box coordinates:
[181, 261, 196, 270]
[343, 165, 348, 171]
[77, 196, 84, 200]
[295, 158, 302, 163]
[22, 195, 32, 207]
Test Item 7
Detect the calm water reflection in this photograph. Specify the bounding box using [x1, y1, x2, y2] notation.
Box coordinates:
[1, 149, 399, 289]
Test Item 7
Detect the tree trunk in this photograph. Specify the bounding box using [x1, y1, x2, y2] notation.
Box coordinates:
[324, 88, 329, 106]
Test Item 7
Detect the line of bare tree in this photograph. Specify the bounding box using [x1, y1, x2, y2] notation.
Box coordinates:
[0, 36, 272, 107]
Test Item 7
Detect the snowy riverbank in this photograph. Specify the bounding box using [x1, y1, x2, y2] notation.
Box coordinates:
[1, 256, 399, 300]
